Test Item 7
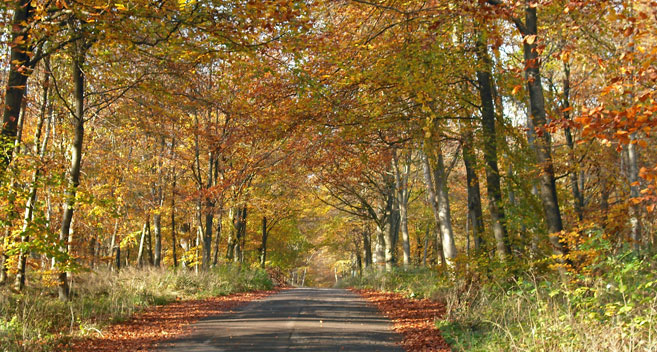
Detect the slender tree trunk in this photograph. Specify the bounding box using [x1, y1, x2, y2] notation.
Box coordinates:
[260, 216, 267, 268]
[15, 65, 51, 291]
[362, 228, 372, 268]
[212, 212, 222, 266]
[108, 219, 119, 271]
[153, 214, 162, 267]
[476, 27, 510, 260]
[392, 149, 411, 267]
[421, 149, 445, 266]
[146, 219, 153, 265]
[432, 142, 457, 263]
[171, 165, 178, 267]
[462, 124, 485, 252]
[1, 0, 35, 172]
[423, 224, 429, 267]
[136, 219, 148, 267]
[627, 140, 642, 252]
[522, 5, 568, 264]
[57, 44, 87, 301]
[562, 62, 584, 221]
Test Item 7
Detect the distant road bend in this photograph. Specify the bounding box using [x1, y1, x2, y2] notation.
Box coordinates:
[160, 288, 404, 352]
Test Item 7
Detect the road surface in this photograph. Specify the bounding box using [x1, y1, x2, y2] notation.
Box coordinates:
[159, 288, 404, 352]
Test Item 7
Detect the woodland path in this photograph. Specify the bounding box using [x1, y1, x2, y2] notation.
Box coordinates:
[159, 288, 404, 352]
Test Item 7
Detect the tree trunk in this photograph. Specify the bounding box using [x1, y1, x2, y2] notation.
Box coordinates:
[421, 149, 445, 266]
[146, 219, 153, 265]
[57, 44, 87, 301]
[171, 164, 178, 267]
[109, 219, 119, 271]
[15, 65, 51, 291]
[202, 211, 213, 269]
[260, 216, 267, 268]
[562, 62, 584, 221]
[153, 214, 162, 266]
[212, 212, 222, 266]
[362, 228, 372, 268]
[1, 0, 35, 172]
[627, 140, 642, 252]
[432, 142, 457, 264]
[475, 27, 510, 260]
[373, 223, 385, 270]
[136, 219, 148, 267]
[462, 125, 485, 252]
[392, 149, 411, 267]
[522, 5, 568, 263]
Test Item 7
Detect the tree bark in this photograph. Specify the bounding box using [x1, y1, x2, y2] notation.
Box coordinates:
[15, 63, 51, 291]
[212, 212, 222, 266]
[475, 27, 510, 260]
[171, 163, 178, 267]
[432, 142, 457, 263]
[627, 140, 642, 252]
[260, 216, 267, 268]
[136, 219, 149, 267]
[1, 0, 35, 172]
[522, 5, 568, 262]
[462, 124, 485, 252]
[561, 62, 584, 221]
[421, 150, 447, 267]
[153, 214, 162, 266]
[392, 149, 411, 266]
[57, 43, 87, 301]
[362, 228, 372, 268]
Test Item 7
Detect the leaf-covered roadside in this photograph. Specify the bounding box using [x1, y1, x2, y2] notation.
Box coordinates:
[352, 289, 450, 352]
[68, 289, 279, 352]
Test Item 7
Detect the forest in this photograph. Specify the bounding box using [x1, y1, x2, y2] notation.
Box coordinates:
[0, 0, 656, 351]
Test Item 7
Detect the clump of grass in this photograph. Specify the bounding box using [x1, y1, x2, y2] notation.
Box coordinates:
[0, 265, 273, 352]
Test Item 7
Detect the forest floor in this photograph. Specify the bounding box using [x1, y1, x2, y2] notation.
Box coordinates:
[352, 289, 451, 352]
[67, 289, 279, 352]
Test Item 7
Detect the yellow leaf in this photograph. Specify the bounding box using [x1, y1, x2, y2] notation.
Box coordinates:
[114, 3, 126, 10]
[525, 35, 537, 45]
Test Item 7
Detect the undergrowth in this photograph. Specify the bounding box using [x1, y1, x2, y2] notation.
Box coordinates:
[343, 250, 657, 351]
[0, 265, 273, 352]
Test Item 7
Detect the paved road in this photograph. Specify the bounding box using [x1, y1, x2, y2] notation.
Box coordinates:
[159, 288, 404, 352]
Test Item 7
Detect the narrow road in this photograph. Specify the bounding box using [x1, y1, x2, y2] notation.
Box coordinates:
[159, 288, 404, 352]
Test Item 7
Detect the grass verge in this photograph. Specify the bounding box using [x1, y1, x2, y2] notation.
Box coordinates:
[0, 265, 273, 352]
[342, 251, 657, 351]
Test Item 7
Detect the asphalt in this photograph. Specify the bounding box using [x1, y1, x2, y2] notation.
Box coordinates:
[159, 288, 404, 352]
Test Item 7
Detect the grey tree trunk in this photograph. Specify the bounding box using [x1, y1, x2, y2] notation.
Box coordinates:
[108, 218, 119, 271]
[58, 44, 87, 301]
[475, 27, 510, 260]
[627, 140, 642, 252]
[432, 142, 457, 264]
[212, 213, 222, 266]
[561, 63, 584, 221]
[373, 223, 385, 270]
[171, 168, 178, 267]
[462, 125, 485, 252]
[421, 150, 447, 267]
[522, 5, 569, 263]
[15, 64, 51, 291]
[136, 219, 149, 267]
[392, 149, 411, 266]
[260, 216, 267, 268]
[362, 228, 372, 268]
[153, 214, 162, 266]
